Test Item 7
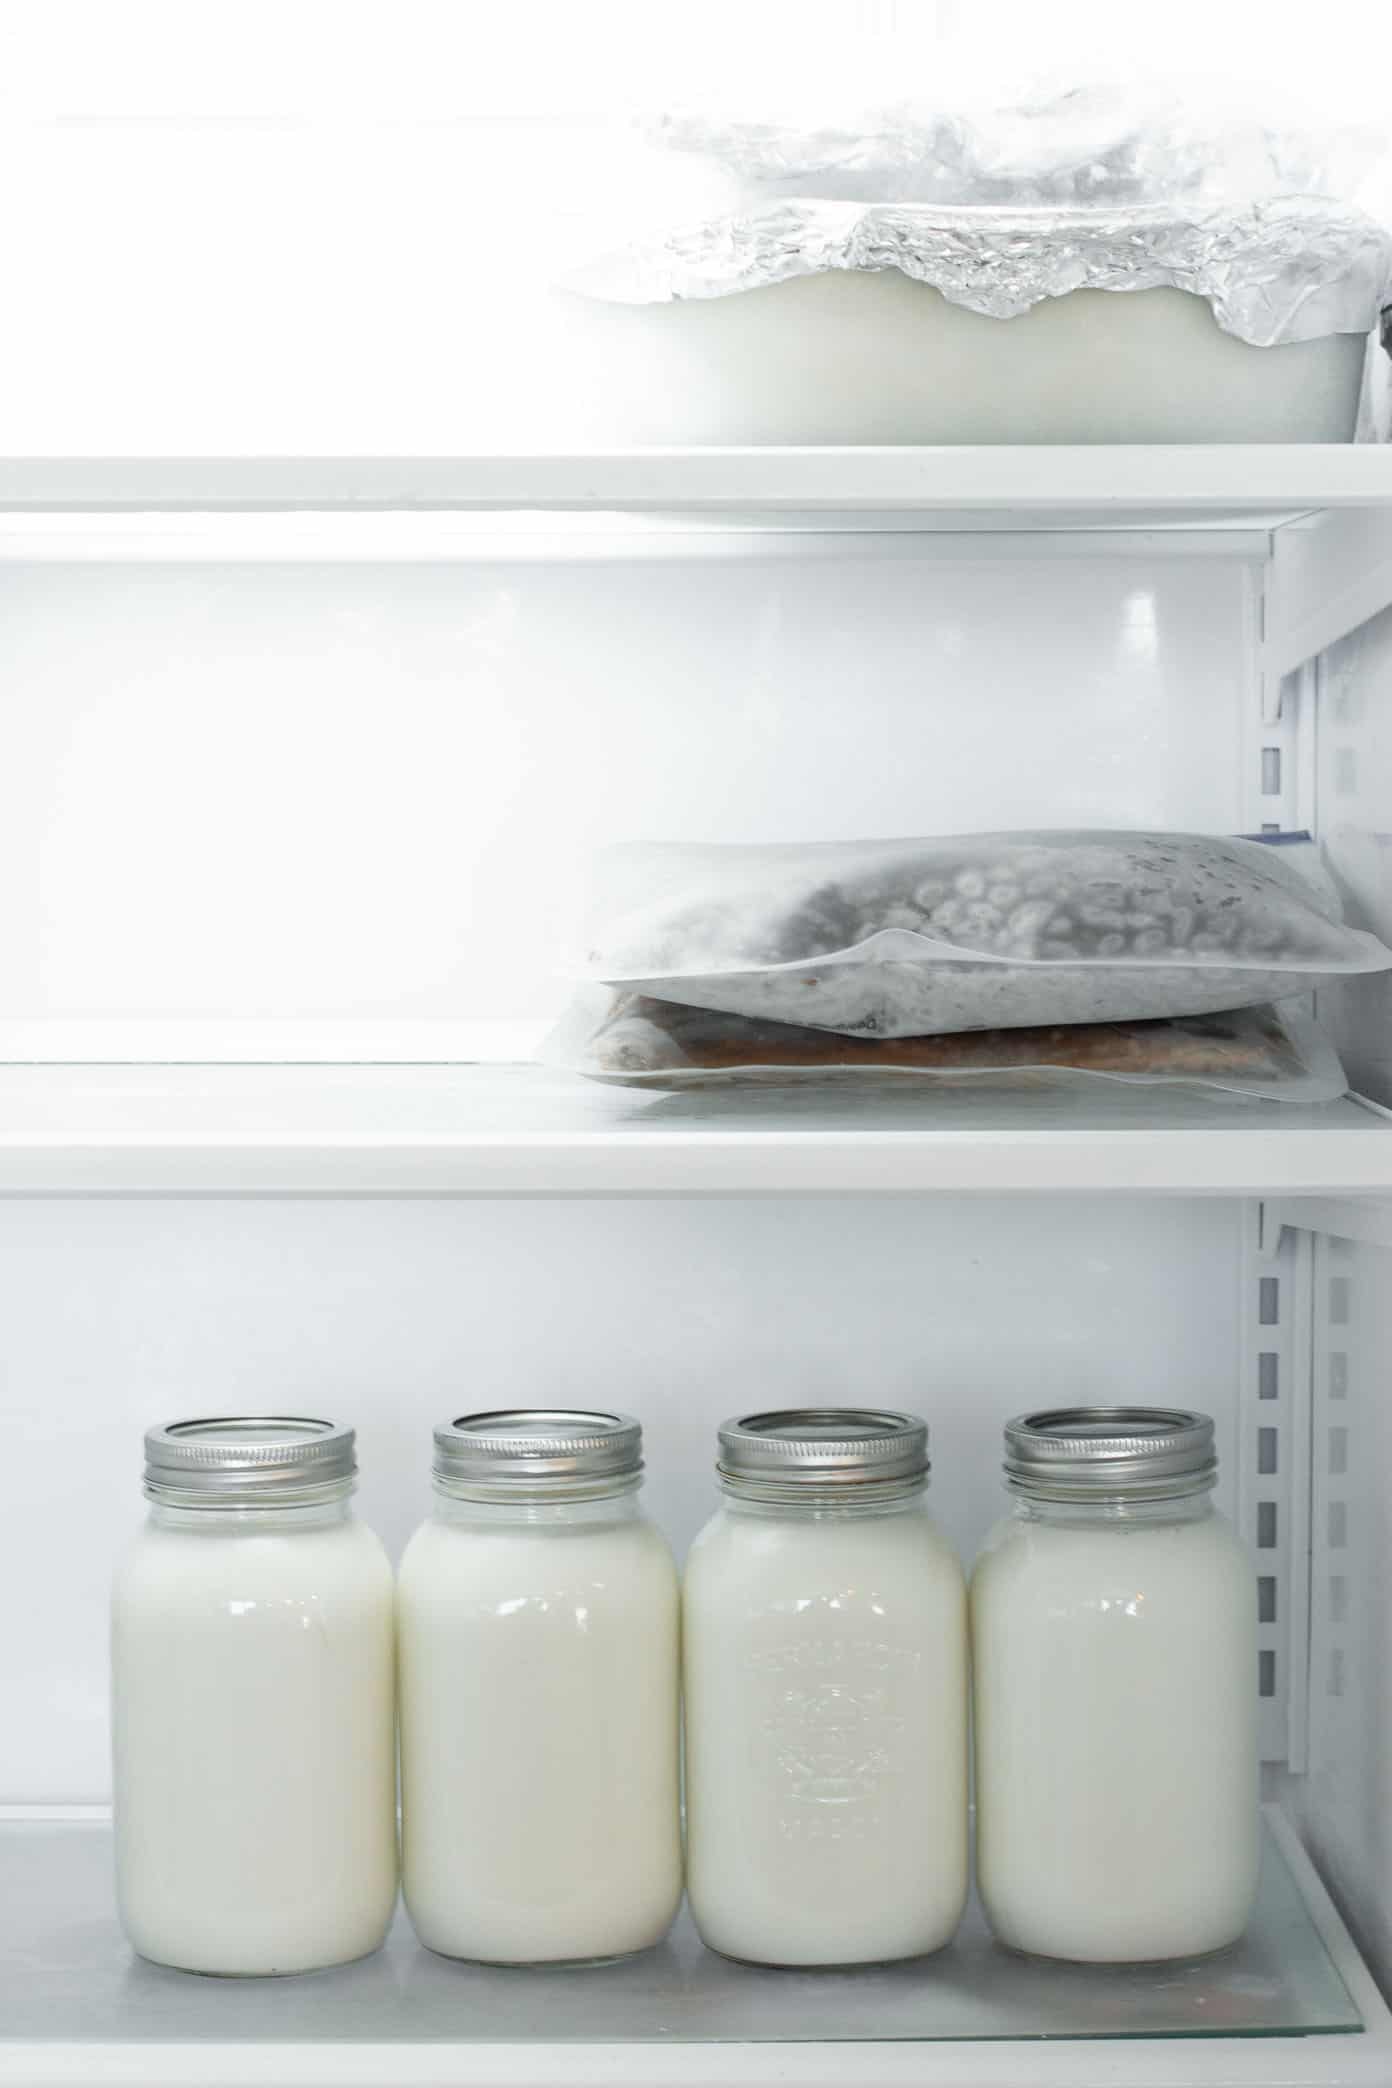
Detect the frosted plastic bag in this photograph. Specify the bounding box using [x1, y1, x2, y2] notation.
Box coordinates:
[547, 990, 1348, 1104]
[582, 832, 1392, 1040]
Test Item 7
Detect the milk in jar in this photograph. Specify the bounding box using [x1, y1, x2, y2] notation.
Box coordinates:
[683, 1409, 968, 1966]
[971, 1407, 1258, 1963]
[111, 1418, 398, 1976]
[397, 1410, 681, 1964]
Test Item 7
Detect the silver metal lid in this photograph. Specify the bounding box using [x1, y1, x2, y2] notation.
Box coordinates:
[144, 1417, 356, 1508]
[717, 1408, 929, 1498]
[433, 1410, 643, 1498]
[1003, 1407, 1217, 1502]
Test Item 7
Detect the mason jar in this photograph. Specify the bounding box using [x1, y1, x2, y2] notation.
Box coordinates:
[683, 1409, 968, 1967]
[971, 1407, 1259, 1963]
[111, 1417, 398, 1975]
[397, 1409, 682, 1964]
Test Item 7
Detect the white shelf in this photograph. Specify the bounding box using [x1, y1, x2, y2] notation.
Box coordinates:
[1, 1064, 1391, 1197]
[1, 448, 1391, 527]
[1, 1810, 1387, 2088]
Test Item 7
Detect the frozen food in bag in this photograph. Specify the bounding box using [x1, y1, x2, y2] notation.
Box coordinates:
[547, 990, 1348, 1104]
[581, 832, 1392, 1039]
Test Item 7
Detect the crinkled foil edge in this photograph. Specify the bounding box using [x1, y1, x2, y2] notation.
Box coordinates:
[568, 197, 1392, 348]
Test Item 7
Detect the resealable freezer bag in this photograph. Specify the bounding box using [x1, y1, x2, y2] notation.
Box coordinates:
[580, 832, 1392, 1039]
[546, 991, 1348, 1104]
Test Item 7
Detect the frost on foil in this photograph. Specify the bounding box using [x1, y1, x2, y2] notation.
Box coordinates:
[646, 88, 1387, 211]
[569, 195, 1392, 349]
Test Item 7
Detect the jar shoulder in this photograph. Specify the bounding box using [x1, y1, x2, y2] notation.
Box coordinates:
[397, 1506, 677, 1599]
[684, 1502, 965, 1603]
[971, 1505, 1254, 1602]
[113, 1514, 392, 1613]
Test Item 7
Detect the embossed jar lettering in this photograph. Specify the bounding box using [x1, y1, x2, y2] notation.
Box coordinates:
[684, 1410, 968, 1967]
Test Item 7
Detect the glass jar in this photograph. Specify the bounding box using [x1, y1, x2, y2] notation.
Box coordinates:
[111, 1417, 398, 1975]
[971, 1406, 1259, 1963]
[397, 1409, 681, 1965]
[683, 1409, 968, 1967]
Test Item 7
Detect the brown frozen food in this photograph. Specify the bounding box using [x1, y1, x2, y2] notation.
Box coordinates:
[551, 990, 1346, 1102]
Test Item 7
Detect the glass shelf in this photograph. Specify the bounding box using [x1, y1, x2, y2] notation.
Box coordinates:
[2, 449, 1392, 527]
[5, 1815, 1360, 2048]
[0, 1062, 1388, 1196]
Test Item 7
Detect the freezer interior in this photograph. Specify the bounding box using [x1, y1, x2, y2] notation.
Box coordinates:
[4, 492, 1392, 2085]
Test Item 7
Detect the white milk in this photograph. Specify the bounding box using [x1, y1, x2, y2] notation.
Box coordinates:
[112, 1419, 397, 1977]
[568, 276, 1367, 446]
[397, 1411, 681, 1964]
[683, 1410, 968, 1967]
[971, 1408, 1258, 1963]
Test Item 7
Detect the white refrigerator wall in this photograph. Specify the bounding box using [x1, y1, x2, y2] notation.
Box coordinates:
[1264, 1224, 1392, 2001]
[0, 544, 1254, 1032]
[1316, 601, 1392, 1108]
[1, 1193, 1243, 1806]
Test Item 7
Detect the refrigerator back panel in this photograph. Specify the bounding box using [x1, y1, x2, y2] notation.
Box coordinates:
[0, 1193, 1242, 1806]
[0, 544, 1255, 1043]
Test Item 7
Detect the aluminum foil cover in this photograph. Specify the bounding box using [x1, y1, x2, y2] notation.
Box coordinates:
[646, 89, 1386, 210]
[569, 196, 1392, 349]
